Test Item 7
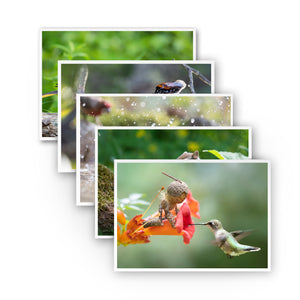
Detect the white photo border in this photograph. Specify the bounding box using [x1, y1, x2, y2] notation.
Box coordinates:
[113, 159, 271, 272]
[39, 28, 197, 141]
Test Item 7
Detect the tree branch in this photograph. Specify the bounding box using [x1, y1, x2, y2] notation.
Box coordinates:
[181, 64, 211, 92]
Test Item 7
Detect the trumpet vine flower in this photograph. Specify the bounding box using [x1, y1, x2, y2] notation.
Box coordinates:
[117, 190, 199, 246]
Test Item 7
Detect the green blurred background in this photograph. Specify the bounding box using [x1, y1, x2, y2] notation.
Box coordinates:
[42, 30, 194, 113]
[117, 162, 269, 269]
[99, 129, 249, 171]
[92, 95, 231, 127]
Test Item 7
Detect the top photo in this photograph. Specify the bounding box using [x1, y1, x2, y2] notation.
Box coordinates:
[40, 28, 196, 140]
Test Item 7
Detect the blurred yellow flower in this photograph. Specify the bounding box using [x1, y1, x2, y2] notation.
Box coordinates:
[177, 130, 188, 138]
[148, 144, 158, 153]
[136, 130, 146, 138]
[187, 141, 200, 152]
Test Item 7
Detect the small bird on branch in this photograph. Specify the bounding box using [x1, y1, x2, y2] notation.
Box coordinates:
[80, 96, 112, 117]
[155, 80, 186, 94]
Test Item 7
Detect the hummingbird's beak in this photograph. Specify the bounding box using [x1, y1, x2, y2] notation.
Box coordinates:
[188, 222, 208, 226]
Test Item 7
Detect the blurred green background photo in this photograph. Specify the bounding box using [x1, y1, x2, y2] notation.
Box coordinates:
[42, 30, 195, 114]
[97, 128, 250, 237]
[116, 161, 269, 270]
[79, 95, 232, 205]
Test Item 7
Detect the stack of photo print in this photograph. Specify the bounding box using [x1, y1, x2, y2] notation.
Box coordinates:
[40, 28, 270, 271]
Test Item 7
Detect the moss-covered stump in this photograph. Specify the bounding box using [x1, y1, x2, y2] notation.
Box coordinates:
[98, 164, 114, 235]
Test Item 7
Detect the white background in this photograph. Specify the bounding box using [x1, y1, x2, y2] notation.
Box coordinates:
[1, 0, 299, 299]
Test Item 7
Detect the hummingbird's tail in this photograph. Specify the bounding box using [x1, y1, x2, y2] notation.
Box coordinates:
[244, 246, 261, 252]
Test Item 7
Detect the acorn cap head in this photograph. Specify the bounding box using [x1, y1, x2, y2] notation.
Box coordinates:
[167, 181, 189, 197]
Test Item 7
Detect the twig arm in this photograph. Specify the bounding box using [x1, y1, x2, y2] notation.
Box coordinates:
[182, 64, 211, 87]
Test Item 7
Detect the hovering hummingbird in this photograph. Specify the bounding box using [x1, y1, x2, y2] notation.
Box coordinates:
[191, 219, 261, 258]
[155, 80, 186, 94]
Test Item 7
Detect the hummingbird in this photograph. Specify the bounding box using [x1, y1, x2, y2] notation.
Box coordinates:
[191, 219, 261, 258]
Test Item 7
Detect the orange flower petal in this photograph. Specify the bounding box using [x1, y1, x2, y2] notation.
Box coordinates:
[186, 190, 200, 219]
[175, 202, 195, 244]
[144, 219, 181, 236]
[117, 209, 127, 225]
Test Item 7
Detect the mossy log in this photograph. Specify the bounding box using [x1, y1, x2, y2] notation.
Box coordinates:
[98, 164, 114, 235]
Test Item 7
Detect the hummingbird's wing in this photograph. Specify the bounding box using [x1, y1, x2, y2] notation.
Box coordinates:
[230, 230, 254, 241]
[209, 232, 227, 247]
[209, 240, 219, 247]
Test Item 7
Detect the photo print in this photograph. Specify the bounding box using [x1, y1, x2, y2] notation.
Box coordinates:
[94, 126, 251, 237]
[40, 28, 196, 139]
[59, 60, 215, 172]
[115, 160, 270, 271]
[76, 94, 232, 206]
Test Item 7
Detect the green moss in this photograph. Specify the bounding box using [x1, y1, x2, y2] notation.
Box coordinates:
[98, 163, 114, 235]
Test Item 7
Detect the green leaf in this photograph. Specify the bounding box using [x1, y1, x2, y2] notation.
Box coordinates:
[68, 40, 75, 52]
[72, 53, 90, 59]
[203, 150, 248, 160]
[124, 205, 144, 211]
[51, 44, 70, 53]
[203, 150, 225, 159]
[128, 193, 145, 201]
[118, 193, 149, 213]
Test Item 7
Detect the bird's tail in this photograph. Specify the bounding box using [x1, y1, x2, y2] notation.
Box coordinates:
[245, 246, 261, 252]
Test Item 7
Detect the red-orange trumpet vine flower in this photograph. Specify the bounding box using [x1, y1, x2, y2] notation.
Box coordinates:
[144, 202, 195, 244]
[186, 190, 200, 219]
[117, 213, 151, 246]
[117, 201, 197, 246]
